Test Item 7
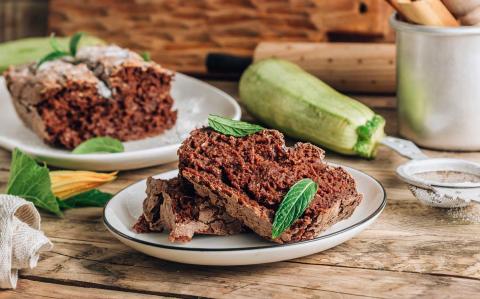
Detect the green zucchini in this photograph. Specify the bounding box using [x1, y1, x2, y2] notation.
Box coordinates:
[0, 35, 105, 73]
[239, 58, 385, 158]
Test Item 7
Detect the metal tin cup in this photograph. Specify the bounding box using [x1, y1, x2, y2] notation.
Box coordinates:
[390, 14, 480, 151]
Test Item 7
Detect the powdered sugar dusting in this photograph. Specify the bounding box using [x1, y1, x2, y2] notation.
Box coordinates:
[155, 96, 207, 143]
[96, 81, 112, 98]
[77, 45, 140, 61]
[36, 60, 98, 85]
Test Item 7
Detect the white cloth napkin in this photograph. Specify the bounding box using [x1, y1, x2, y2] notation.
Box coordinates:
[0, 195, 53, 289]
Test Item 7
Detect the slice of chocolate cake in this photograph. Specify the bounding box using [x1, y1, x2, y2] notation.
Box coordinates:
[178, 128, 362, 244]
[133, 177, 243, 243]
[4, 45, 177, 149]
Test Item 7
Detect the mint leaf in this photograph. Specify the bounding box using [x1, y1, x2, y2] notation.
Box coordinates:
[140, 51, 151, 62]
[69, 32, 84, 57]
[37, 32, 84, 68]
[49, 33, 63, 52]
[58, 189, 113, 209]
[6, 149, 63, 217]
[72, 137, 124, 154]
[37, 51, 69, 68]
[208, 115, 264, 137]
[272, 178, 318, 239]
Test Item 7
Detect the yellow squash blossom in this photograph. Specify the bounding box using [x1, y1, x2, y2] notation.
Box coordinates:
[50, 170, 117, 200]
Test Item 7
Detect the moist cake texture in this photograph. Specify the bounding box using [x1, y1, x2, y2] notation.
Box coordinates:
[4, 45, 177, 149]
[178, 128, 362, 243]
[134, 177, 243, 243]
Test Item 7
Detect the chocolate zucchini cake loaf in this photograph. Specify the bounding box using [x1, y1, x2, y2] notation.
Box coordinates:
[178, 128, 362, 244]
[4, 45, 177, 149]
[133, 177, 243, 243]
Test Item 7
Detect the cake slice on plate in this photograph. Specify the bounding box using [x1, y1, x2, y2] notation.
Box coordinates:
[178, 128, 363, 244]
[4, 45, 176, 149]
[134, 177, 243, 243]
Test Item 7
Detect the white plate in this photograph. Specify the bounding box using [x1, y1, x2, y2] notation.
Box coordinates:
[104, 166, 386, 266]
[0, 74, 241, 171]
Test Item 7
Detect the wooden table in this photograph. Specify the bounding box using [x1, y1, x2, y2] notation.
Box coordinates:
[2, 81, 480, 299]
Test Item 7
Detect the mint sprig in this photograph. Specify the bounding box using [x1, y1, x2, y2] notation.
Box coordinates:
[49, 33, 63, 52]
[37, 32, 84, 68]
[208, 115, 264, 137]
[37, 51, 70, 68]
[72, 137, 124, 154]
[140, 51, 151, 62]
[69, 32, 84, 56]
[272, 178, 318, 239]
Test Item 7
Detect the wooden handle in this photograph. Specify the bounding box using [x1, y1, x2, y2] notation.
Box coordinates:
[254, 42, 396, 94]
[397, 0, 459, 26]
[386, 0, 409, 20]
[441, 0, 480, 18]
[460, 5, 480, 25]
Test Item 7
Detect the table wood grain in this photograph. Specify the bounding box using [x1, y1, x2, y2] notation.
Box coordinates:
[1, 81, 480, 299]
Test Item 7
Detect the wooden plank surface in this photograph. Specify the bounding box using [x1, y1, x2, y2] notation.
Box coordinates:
[0, 0, 48, 42]
[1, 81, 480, 298]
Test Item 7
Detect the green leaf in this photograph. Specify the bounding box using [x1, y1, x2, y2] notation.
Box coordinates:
[49, 33, 63, 52]
[69, 32, 84, 57]
[6, 149, 63, 217]
[58, 189, 113, 210]
[140, 51, 151, 62]
[36, 50, 70, 68]
[208, 115, 264, 137]
[72, 137, 124, 154]
[272, 178, 318, 239]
